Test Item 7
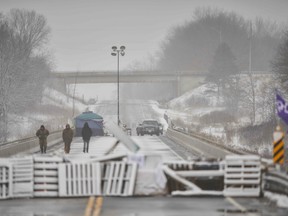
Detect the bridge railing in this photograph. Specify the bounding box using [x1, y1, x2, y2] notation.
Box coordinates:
[0, 130, 63, 157]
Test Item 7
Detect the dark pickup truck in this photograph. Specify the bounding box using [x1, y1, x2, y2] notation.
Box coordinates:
[136, 119, 162, 136]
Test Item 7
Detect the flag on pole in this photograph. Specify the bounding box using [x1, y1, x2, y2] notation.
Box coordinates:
[276, 92, 288, 125]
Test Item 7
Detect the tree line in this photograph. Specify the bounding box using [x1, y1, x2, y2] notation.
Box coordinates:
[158, 7, 288, 142]
[124, 8, 288, 128]
[157, 7, 282, 72]
[0, 9, 51, 142]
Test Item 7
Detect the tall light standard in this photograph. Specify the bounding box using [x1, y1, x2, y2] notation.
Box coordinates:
[111, 45, 125, 126]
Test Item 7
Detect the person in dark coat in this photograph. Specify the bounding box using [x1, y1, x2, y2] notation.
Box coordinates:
[36, 125, 49, 154]
[62, 124, 74, 154]
[81, 122, 92, 153]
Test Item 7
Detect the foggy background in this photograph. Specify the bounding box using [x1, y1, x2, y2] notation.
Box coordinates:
[1, 0, 288, 148]
[1, 0, 288, 71]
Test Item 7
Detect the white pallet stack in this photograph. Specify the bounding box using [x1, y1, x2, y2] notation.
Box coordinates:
[224, 155, 261, 197]
[33, 156, 63, 197]
[0, 161, 12, 199]
[10, 156, 34, 198]
[58, 162, 101, 197]
[102, 161, 137, 196]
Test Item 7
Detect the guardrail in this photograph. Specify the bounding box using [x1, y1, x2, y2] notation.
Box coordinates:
[166, 128, 236, 159]
[167, 127, 288, 197]
[0, 131, 63, 157]
[263, 169, 288, 196]
[168, 127, 253, 156]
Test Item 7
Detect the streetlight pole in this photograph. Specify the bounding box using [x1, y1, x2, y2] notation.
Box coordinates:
[111, 46, 125, 126]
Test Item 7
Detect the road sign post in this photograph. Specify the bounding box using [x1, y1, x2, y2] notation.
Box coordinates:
[273, 126, 285, 170]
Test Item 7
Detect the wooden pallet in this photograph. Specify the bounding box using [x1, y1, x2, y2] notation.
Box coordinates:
[0, 161, 12, 199]
[224, 155, 261, 197]
[10, 156, 34, 197]
[102, 161, 137, 196]
[58, 162, 101, 197]
[33, 156, 63, 197]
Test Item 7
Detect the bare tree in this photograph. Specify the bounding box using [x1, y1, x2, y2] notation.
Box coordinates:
[0, 9, 51, 142]
[0, 18, 13, 141]
[272, 31, 288, 85]
[8, 9, 50, 57]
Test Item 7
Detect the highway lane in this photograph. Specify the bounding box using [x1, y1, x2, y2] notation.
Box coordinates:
[3, 100, 287, 215]
[93, 100, 167, 135]
[98, 196, 288, 216]
[160, 135, 199, 161]
[1, 196, 288, 216]
[44, 135, 184, 163]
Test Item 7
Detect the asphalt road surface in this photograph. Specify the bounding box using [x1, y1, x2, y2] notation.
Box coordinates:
[1, 196, 288, 216]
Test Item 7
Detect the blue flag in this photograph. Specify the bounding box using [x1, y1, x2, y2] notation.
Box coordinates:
[276, 92, 288, 125]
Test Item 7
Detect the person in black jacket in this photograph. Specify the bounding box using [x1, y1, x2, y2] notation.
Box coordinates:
[36, 125, 49, 154]
[81, 122, 92, 153]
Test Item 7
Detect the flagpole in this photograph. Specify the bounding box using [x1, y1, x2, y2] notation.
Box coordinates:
[249, 21, 256, 124]
[275, 88, 280, 127]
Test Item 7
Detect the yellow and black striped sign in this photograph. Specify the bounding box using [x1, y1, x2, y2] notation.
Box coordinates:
[273, 131, 284, 165]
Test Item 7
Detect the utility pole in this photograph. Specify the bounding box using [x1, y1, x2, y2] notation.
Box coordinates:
[248, 21, 256, 124]
[111, 46, 126, 126]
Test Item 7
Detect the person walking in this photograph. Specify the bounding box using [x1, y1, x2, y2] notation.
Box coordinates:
[62, 124, 74, 154]
[36, 125, 49, 154]
[81, 122, 92, 153]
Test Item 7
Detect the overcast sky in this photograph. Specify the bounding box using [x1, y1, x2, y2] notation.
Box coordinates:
[1, 0, 288, 72]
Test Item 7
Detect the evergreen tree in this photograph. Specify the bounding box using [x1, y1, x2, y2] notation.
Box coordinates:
[207, 42, 238, 96]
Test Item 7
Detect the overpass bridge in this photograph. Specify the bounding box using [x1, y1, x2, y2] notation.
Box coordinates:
[51, 70, 208, 83]
[51, 70, 208, 96]
[51, 70, 272, 97]
[51, 70, 271, 84]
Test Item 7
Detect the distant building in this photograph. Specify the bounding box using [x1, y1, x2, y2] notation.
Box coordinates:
[74, 111, 104, 136]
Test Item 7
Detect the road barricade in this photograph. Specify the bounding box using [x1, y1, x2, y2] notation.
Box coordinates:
[0, 159, 12, 199]
[33, 155, 63, 197]
[102, 161, 137, 196]
[224, 155, 261, 197]
[58, 162, 102, 197]
[163, 160, 224, 196]
[0, 153, 138, 199]
[10, 156, 34, 198]
[133, 154, 167, 196]
[0, 154, 267, 199]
